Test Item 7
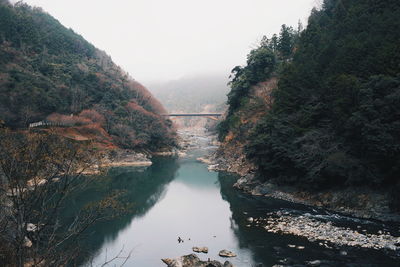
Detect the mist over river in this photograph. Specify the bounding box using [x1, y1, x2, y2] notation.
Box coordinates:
[61, 134, 400, 266]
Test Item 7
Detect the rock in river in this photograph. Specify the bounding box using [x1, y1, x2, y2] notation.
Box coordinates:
[192, 246, 208, 253]
[307, 260, 321, 266]
[219, 249, 237, 257]
[161, 254, 233, 267]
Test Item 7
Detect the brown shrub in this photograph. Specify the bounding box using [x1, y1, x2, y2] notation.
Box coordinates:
[128, 80, 167, 114]
[79, 109, 105, 125]
[46, 113, 91, 126]
[126, 101, 158, 119]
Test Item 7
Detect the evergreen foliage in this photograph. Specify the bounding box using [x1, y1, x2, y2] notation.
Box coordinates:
[218, 24, 299, 140]
[243, 0, 400, 190]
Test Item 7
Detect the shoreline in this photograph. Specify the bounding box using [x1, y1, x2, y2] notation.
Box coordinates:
[201, 150, 400, 223]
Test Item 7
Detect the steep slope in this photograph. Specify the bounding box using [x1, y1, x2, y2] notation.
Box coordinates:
[217, 0, 400, 217]
[0, 1, 176, 150]
[215, 78, 277, 175]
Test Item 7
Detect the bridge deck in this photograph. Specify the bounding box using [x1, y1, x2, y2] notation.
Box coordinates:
[163, 113, 222, 117]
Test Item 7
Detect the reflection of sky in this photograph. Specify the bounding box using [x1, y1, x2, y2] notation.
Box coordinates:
[174, 162, 219, 189]
[90, 154, 255, 266]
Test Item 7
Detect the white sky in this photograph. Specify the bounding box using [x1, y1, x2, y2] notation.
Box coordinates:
[13, 0, 316, 83]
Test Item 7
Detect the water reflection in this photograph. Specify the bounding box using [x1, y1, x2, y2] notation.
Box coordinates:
[218, 172, 400, 267]
[80, 151, 256, 266]
[62, 156, 180, 265]
[59, 149, 399, 267]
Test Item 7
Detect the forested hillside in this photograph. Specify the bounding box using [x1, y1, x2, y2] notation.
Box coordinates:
[219, 0, 400, 204]
[0, 0, 176, 150]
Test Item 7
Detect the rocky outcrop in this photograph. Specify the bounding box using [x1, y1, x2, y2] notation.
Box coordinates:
[211, 79, 277, 177]
[211, 141, 255, 177]
[161, 254, 233, 267]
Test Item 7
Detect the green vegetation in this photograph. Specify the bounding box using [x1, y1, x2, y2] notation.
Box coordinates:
[219, 0, 400, 202]
[0, 1, 175, 150]
[218, 24, 299, 140]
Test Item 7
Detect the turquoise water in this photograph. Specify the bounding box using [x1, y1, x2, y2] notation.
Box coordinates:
[63, 148, 399, 266]
[80, 150, 257, 266]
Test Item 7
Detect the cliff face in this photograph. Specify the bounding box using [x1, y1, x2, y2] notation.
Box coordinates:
[214, 78, 277, 176]
[0, 1, 176, 150]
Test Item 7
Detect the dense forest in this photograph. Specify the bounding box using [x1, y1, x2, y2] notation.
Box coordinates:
[219, 0, 400, 204]
[0, 0, 176, 150]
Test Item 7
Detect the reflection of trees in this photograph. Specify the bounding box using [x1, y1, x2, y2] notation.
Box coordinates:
[218, 172, 282, 266]
[218, 173, 400, 267]
[60, 156, 179, 265]
[218, 172, 333, 266]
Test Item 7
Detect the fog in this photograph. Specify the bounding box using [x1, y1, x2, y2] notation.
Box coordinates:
[13, 0, 316, 83]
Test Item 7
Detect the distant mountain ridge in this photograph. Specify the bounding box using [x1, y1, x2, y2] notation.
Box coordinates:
[0, 0, 176, 150]
[148, 73, 229, 113]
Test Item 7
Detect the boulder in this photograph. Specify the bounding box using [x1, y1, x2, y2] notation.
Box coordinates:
[307, 260, 321, 266]
[27, 223, 38, 232]
[161, 254, 228, 267]
[23, 236, 32, 248]
[192, 246, 208, 253]
[219, 250, 237, 257]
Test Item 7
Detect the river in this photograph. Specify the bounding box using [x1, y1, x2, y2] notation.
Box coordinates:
[64, 134, 400, 266]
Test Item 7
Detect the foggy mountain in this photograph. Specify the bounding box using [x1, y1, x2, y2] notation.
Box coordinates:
[148, 73, 230, 113]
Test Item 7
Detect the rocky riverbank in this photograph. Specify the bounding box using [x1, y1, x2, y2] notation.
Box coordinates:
[233, 174, 400, 222]
[101, 150, 152, 167]
[206, 145, 400, 222]
[253, 211, 400, 252]
[80, 150, 153, 175]
[82, 144, 188, 175]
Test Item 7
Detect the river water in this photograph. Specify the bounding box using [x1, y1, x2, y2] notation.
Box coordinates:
[65, 136, 399, 266]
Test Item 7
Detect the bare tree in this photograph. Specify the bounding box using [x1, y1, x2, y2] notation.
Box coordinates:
[0, 129, 125, 266]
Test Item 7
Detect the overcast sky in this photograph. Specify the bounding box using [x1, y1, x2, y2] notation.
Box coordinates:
[13, 0, 316, 83]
